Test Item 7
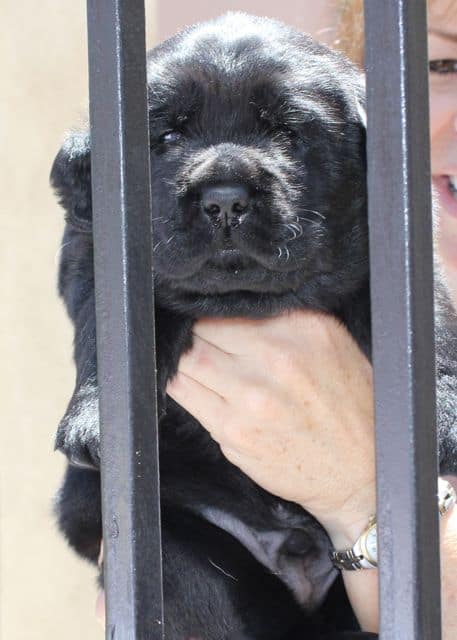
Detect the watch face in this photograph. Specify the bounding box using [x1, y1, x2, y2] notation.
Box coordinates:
[365, 526, 378, 563]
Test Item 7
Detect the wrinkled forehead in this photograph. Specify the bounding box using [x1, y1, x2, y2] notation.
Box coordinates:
[148, 32, 289, 106]
[146, 33, 348, 129]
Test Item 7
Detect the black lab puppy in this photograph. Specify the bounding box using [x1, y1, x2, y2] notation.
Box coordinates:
[51, 12, 457, 639]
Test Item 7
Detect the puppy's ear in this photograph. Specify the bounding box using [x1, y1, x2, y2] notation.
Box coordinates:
[50, 130, 92, 232]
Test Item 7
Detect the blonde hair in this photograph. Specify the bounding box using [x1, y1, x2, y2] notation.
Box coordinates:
[335, 0, 364, 68]
[335, 0, 457, 69]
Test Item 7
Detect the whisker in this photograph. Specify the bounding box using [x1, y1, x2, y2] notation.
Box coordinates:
[288, 222, 302, 232]
[276, 245, 291, 262]
[299, 208, 326, 220]
[152, 216, 171, 224]
[208, 558, 238, 581]
[273, 220, 304, 243]
[154, 232, 176, 252]
[286, 222, 303, 240]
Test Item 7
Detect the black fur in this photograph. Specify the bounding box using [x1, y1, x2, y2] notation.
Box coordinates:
[51, 13, 457, 639]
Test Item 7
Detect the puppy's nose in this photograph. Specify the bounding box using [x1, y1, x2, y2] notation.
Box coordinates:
[201, 183, 250, 228]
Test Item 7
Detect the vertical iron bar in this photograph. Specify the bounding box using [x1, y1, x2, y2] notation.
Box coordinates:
[87, 1, 164, 638]
[364, 1, 441, 638]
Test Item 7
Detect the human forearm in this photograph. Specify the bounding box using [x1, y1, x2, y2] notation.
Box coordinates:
[319, 509, 379, 633]
[340, 567, 379, 633]
[320, 476, 457, 636]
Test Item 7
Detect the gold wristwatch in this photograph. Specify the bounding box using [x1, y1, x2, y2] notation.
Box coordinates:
[330, 478, 456, 571]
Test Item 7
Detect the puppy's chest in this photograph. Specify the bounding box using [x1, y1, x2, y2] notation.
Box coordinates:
[158, 402, 336, 610]
[155, 307, 353, 609]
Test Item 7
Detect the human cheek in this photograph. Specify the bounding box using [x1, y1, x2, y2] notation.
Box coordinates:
[429, 87, 446, 141]
[438, 208, 457, 269]
[429, 88, 456, 170]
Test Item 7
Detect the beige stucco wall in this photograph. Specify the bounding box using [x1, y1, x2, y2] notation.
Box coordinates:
[0, 3, 156, 638]
[1, 2, 335, 638]
[0, 3, 99, 637]
[158, 1, 336, 44]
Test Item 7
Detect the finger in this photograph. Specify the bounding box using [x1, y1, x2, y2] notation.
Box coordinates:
[219, 444, 246, 468]
[220, 442, 263, 465]
[193, 316, 273, 354]
[194, 311, 323, 354]
[177, 334, 243, 398]
[167, 371, 227, 438]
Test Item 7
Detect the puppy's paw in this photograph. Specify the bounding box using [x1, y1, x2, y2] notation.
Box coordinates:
[55, 382, 100, 470]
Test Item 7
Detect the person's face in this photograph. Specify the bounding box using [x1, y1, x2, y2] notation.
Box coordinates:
[428, 1, 457, 277]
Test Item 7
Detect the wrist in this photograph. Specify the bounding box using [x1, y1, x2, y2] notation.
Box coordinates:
[322, 477, 456, 545]
[327, 477, 456, 572]
[325, 514, 376, 551]
[307, 484, 377, 549]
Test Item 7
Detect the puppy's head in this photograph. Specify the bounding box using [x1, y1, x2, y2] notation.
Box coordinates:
[52, 13, 367, 318]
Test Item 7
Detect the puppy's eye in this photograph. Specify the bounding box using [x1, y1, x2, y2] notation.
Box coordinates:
[284, 126, 297, 139]
[158, 130, 182, 145]
[271, 121, 297, 139]
[277, 125, 299, 143]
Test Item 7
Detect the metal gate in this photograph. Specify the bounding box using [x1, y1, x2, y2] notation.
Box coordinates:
[87, 1, 441, 638]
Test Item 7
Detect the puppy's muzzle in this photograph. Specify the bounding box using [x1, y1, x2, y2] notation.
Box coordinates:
[201, 183, 250, 230]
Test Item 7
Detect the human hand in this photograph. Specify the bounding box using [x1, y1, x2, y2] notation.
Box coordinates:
[167, 311, 376, 547]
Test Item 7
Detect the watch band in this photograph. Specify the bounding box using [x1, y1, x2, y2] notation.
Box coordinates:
[330, 515, 377, 571]
[329, 547, 365, 571]
[330, 478, 456, 572]
[438, 477, 456, 516]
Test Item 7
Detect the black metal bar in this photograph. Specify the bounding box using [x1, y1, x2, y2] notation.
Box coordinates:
[87, 1, 164, 638]
[364, 1, 441, 638]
